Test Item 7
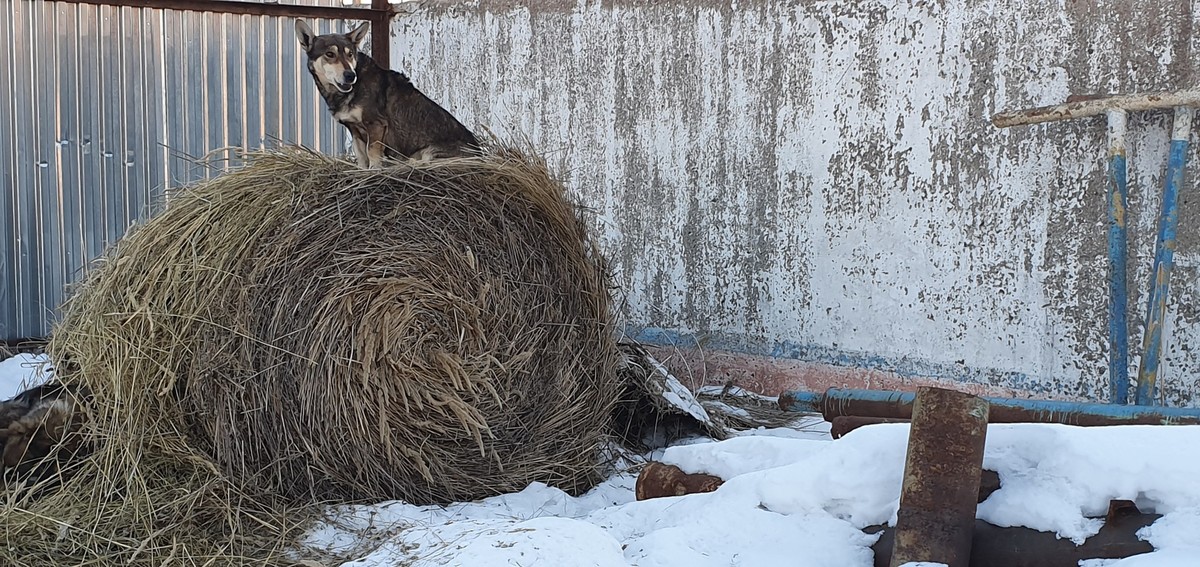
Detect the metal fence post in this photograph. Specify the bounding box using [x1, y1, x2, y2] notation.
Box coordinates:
[1136, 107, 1193, 405]
[1106, 108, 1130, 404]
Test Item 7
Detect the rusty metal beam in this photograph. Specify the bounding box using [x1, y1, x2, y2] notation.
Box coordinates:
[991, 90, 1200, 128]
[2, 338, 47, 353]
[52, 0, 386, 21]
[369, 0, 391, 69]
[871, 502, 1158, 567]
[890, 387, 989, 567]
[780, 388, 1200, 426]
[53, 0, 396, 70]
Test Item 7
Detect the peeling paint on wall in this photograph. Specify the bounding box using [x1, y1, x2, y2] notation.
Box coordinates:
[389, 0, 1200, 405]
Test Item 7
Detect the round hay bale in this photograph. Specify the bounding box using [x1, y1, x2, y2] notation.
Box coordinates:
[51, 146, 619, 506]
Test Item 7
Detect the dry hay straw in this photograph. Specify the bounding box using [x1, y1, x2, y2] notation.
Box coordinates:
[2, 144, 619, 565]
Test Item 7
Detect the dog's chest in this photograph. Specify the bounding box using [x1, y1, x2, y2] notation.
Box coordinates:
[333, 105, 364, 124]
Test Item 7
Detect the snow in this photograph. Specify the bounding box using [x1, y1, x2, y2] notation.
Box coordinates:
[0, 352, 54, 400]
[695, 384, 778, 403]
[979, 424, 1200, 544]
[302, 421, 1200, 566]
[731, 416, 832, 439]
[702, 399, 752, 419]
[659, 434, 830, 479]
[2, 353, 1196, 566]
[342, 516, 629, 567]
[650, 357, 712, 425]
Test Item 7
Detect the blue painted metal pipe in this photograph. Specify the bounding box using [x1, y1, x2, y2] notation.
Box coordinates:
[1106, 109, 1130, 404]
[1136, 107, 1194, 406]
[779, 388, 1200, 425]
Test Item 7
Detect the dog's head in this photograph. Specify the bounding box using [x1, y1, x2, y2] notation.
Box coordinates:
[296, 20, 370, 94]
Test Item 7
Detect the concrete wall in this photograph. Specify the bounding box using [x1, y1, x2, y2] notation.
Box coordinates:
[388, 0, 1200, 405]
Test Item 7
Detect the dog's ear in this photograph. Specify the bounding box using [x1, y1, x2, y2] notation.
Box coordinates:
[296, 19, 315, 51]
[348, 22, 370, 47]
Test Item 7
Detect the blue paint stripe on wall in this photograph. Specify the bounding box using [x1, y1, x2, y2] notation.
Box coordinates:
[627, 326, 1057, 396]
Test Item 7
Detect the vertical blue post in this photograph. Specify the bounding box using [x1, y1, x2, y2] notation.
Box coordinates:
[1106, 109, 1130, 404]
[1136, 107, 1193, 405]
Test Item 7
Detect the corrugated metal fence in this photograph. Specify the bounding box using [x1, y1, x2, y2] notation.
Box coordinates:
[0, 0, 356, 341]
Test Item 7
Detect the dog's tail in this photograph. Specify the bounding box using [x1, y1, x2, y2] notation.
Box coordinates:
[411, 143, 482, 162]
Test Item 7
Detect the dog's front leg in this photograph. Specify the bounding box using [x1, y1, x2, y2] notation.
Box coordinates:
[367, 142, 387, 168]
[352, 135, 370, 168]
[365, 124, 388, 168]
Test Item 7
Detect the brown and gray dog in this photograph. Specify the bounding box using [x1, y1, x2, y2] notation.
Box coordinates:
[295, 20, 480, 167]
[1, 380, 85, 481]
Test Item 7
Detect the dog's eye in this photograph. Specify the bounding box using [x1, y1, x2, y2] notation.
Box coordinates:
[324, 52, 335, 59]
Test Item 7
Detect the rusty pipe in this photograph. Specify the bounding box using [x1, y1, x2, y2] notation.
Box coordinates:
[780, 388, 1200, 426]
[635, 462, 724, 500]
[889, 387, 989, 567]
[991, 90, 1200, 128]
[871, 502, 1158, 567]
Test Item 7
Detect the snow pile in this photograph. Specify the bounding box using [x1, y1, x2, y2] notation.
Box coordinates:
[980, 424, 1200, 545]
[305, 422, 1200, 566]
[5, 351, 1197, 566]
[0, 352, 53, 399]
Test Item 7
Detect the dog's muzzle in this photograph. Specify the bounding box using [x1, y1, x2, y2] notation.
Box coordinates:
[336, 70, 357, 93]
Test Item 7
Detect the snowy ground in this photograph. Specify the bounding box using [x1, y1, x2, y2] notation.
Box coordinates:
[0, 352, 53, 399]
[3, 354, 1199, 566]
[301, 422, 1200, 567]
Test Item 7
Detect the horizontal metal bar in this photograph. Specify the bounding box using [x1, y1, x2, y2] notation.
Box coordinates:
[779, 388, 1200, 425]
[51, 0, 390, 21]
[1, 338, 48, 354]
[992, 90, 1200, 128]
